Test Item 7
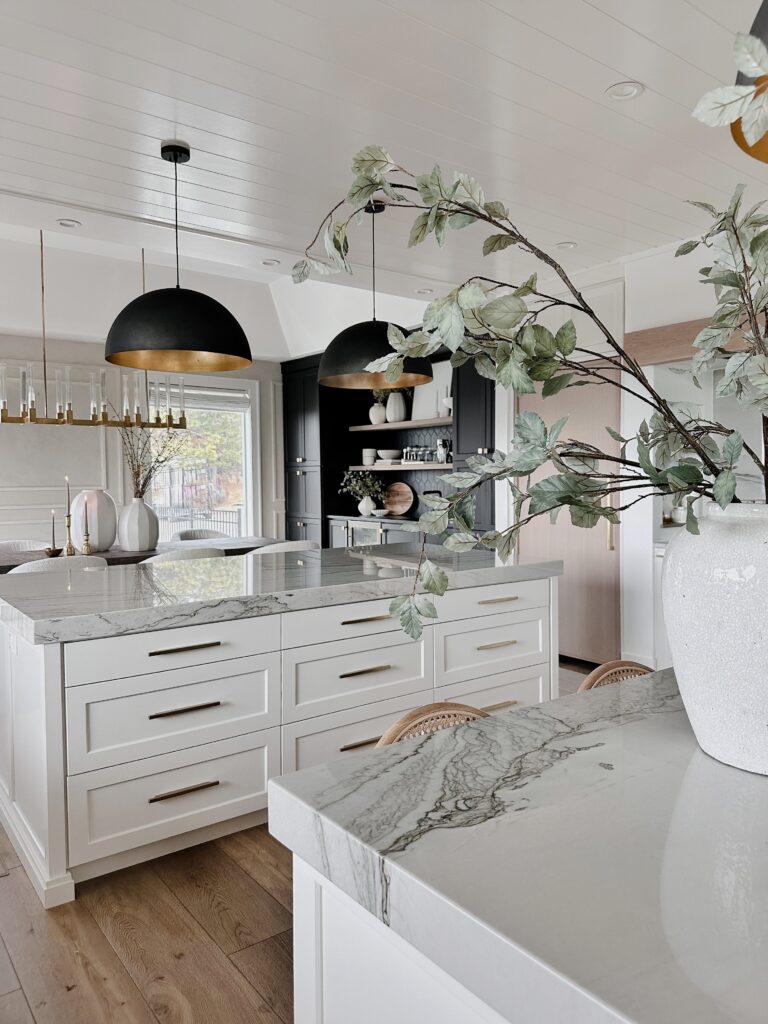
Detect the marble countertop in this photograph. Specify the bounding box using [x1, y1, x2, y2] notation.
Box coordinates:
[269, 671, 768, 1024]
[0, 544, 561, 645]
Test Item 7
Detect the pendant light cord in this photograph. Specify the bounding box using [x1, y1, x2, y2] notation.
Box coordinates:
[371, 207, 376, 321]
[174, 159, 180, 289]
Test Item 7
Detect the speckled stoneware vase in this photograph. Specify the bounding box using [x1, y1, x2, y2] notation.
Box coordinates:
[662, 502, 768, 775]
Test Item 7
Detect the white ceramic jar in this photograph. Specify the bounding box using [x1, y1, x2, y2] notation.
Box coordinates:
[70, 489, 117, 552]
[118, 497, 160, 552]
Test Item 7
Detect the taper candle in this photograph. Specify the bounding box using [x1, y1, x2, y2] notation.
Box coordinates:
[50, 509, 55, 549]
[83, 496, 89, 536]
[65, 475, 71, 515]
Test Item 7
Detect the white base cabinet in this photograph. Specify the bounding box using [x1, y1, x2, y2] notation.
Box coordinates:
[0, 576, 558, 906]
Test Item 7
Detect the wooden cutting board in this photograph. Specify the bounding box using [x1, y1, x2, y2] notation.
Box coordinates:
[383, 481, 415, 516]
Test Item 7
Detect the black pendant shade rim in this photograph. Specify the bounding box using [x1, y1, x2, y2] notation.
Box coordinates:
[105, 286, 252, 373]
[317, 319, 433, 389]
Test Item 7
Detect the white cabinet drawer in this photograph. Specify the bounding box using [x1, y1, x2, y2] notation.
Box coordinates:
[282, 598, 404, 648]
[435, 608, 548, 688]
[435, 664, 547, 714]
[67, 728, 279, 866]
[435, 580, 549, 623]
[66, 653, 281, 774]
[281, 690, 433, 773]
[282, 632, 433, 724]
[64, 616, 279, 686]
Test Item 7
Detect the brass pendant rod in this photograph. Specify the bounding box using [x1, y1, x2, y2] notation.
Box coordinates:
[40, 229, 49, 419]
[141, 247, 150, 416]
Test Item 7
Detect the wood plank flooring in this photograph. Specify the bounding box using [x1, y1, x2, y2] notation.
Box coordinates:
[0, 824, 295, 1024]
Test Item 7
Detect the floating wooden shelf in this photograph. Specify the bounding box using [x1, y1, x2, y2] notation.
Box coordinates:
[348, 416, 452, 433]
[348, 463, 448, 472]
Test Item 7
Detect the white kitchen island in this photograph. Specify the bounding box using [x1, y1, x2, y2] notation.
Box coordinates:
[269, 670, 768, 1024]
[0, 545, 560, 906]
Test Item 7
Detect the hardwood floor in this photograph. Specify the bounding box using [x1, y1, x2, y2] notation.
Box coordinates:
[0, 824, 295, 1024]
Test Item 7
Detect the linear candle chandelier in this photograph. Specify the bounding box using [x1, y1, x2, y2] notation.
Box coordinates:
[0, 234, 187, 430]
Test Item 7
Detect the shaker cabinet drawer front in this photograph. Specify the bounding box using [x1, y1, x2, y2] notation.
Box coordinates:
[67, 729, 280, 866]
[435, 609, 548, 688]
[282, 690, 433, 773]
[435, 665, 547, 715]
[283, 632, 433, 723]
[64, 617, 279, 686]
[66, 653, 281, 774]
[435, 580, 550, 623]
[282, 598, 405, 649]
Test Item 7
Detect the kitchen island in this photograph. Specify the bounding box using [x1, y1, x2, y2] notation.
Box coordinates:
[270, 670, 768, 1024]
[0, 545, 560, 906]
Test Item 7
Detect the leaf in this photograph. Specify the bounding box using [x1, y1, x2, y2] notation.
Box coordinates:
[555, 319, 577, 356]
[443, 532, 478, 552]
[548, 416, 568, 445]
[675, 239, 700, 257]
[396, 597, 423, 640]
[496, 345, 535, 393]
[457, 281, 487, 309]
[685, 497, 700, 535]
[569, 504, 601, 528]
[440, 471, 480, 487]
[514, 274, 538, 297]
[408, 212, 430, 247]
[448, 212, 476, 230]
[452, 172, 485, 210]
[527, 358, 559, 381]
[473, 353, 497, 380]
[531, 324, 558, 357]
[291, 259, 310, 284]
[527, 474, 580, 515]
[482, 233, 517, 256]
[687, 200, 719, 217]
[733, 32, 768, 79]
[366, 353, 399, 373]
[347, 174, 381, 207]
[351, 144, 391, 176]
[423, 295, 465, 351]
[541, 373, 573, 397]
[747, 353, 768, 394]
[722, 430, 743, 468]
[692, 85, 756, 127]
[483, 200, 508, 218]
[419, 507, 450, 535]
[419, 558, 449, 596]
[480, 293, 527, 331]
[740, 90, 768, 146]
[390, 329, 442, 359]
[713, 468, 736, 509]
[413, 594, 438, 619]
[515, 410, 548, 446]
[384, 356, 405, 383]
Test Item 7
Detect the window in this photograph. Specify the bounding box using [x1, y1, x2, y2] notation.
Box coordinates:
[150, 384, 253, 542]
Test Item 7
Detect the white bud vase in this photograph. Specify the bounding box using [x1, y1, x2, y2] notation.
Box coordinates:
[118, 497, 159, 552]
[70, 489, 117, 552]
[369, 401, 386, 425]
[358, 495, 376, 517]
[385, 391, 406, 423]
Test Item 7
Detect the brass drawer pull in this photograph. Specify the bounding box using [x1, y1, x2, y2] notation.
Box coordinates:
[478, 595, 519, 605]
[481, 699, 519, 713]
[340, 614, 391, 626]
[339, 736, 381, 752]
[477, 639, 518, 651]
[339, 663, 392, 679]
[148, 640, 222, 658]
[148, 779, 220, 804]
[149, 700, 222, 720]
[295, 457, 306, 463]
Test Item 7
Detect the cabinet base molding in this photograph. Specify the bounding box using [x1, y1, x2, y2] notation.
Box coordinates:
[0, 785, 75, 909]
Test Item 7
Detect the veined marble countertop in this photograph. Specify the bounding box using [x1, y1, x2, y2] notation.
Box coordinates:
[269, 671, 768, 1024]
[0, 544, 561, 645]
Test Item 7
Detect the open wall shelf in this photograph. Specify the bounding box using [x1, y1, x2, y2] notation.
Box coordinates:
[348, 463, 448, 472]
[348, 416, 452, 433]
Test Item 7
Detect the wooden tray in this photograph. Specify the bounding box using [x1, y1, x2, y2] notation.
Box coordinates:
[383, 481, 415, 516]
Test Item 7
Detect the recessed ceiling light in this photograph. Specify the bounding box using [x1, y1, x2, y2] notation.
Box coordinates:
[416, 287, 434, 295]
[556, 241, 578, 250]
[56, 218, 81, 229]
[261, 258, 280, 267]
[605, 80, 644, 101]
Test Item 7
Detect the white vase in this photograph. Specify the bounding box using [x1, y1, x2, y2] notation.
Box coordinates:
[357, 495, 376, 517]
[118, 497, 159, 552]
[369, 401, 386, 425]
[385, 391, 406, 423]
[662, 502, 768, 774]
[70, 489, 117, 552]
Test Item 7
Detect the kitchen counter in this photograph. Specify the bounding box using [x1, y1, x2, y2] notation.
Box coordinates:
[0, 544, 562, 644]
[269, 670, 768, 1024]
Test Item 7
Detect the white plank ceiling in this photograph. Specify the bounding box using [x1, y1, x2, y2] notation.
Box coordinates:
[0, 0, 765, 295]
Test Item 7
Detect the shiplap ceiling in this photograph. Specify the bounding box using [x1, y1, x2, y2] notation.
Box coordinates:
[0, 0, 765, 296]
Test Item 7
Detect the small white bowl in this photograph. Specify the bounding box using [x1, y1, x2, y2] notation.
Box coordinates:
[371, 509, 390, 517]
[377, 449, 402, 460]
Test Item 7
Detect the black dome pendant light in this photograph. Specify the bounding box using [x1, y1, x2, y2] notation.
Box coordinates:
[318, 200, 432, 389]
[105, 141, 252, 373]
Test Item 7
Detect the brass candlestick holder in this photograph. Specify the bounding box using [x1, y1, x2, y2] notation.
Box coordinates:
[64, 514, 76, 556]
[81, 528, 92, 556]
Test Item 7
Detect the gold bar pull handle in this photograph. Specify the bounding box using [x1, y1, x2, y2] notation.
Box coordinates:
[148, 640, 222, 658]
[341, 614, 392, 626]
[339, 664, 392, 679]
[481, 699, 519, 713]
[339, 736, 381, 753]
[477, 595, 519, 606]
[477, 639, 518, 651]
[148, 779, 220, 804]
[149, 700, 221, 720]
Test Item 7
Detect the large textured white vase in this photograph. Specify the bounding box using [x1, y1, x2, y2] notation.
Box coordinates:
[385, 391, 406, 423]
[118, 497, 159, 552]
[662, 502, 768, 775]
[70, 489, 117, 552]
